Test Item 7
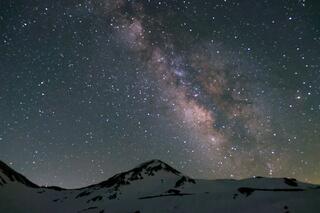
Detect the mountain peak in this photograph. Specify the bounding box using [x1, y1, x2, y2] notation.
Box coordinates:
[0, 161, 38, 188]
[136, 159, 181, 175]
[140, 159, 167, 165]
[93, 159, 189, 190]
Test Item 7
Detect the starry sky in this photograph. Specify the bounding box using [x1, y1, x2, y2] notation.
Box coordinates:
[0, 0, 319, 188]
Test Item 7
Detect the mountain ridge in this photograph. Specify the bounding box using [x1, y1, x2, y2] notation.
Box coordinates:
[1, 159, 320, 213]
[0, 159, 317, 190]
[0, 160, 39, 188]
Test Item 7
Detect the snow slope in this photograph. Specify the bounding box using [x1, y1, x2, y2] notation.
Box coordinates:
[0, 159, 319, 213]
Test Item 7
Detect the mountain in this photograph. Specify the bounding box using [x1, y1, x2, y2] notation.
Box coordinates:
[0, 161, 39, 188]
[0, 160, 319, 213]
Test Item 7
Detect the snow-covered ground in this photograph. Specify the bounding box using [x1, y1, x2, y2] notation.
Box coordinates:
[1, 159, 319, 213]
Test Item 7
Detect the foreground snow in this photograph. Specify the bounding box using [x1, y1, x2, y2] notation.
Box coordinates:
[0, 160, 319, 213]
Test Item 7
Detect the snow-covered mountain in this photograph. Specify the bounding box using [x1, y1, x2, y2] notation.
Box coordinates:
[0, 159, 319, 213]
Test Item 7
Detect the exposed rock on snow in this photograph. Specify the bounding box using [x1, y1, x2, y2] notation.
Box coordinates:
[0, 160, 319, 213]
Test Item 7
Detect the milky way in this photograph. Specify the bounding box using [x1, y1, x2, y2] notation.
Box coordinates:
[107, 2, 287, 178]
[0, 0, 319, 188]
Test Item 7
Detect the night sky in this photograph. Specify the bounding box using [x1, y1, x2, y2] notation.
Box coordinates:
[1, 0, 319, 188]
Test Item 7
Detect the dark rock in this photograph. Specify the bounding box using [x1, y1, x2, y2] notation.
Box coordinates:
[238, 187, 304, 197]
[175, 176, 196, 188]
[238, 187, 255, 197]
[167, 189, 180, 194]
[87, 195, 103, 203]
[233, 193, 238, 199]
[77, 207, 98, 212]
[284, 178, 298, 187]
[76, 191, 91, 198]
[108, 193, 117, 200]
[46, 186, 66, 191]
